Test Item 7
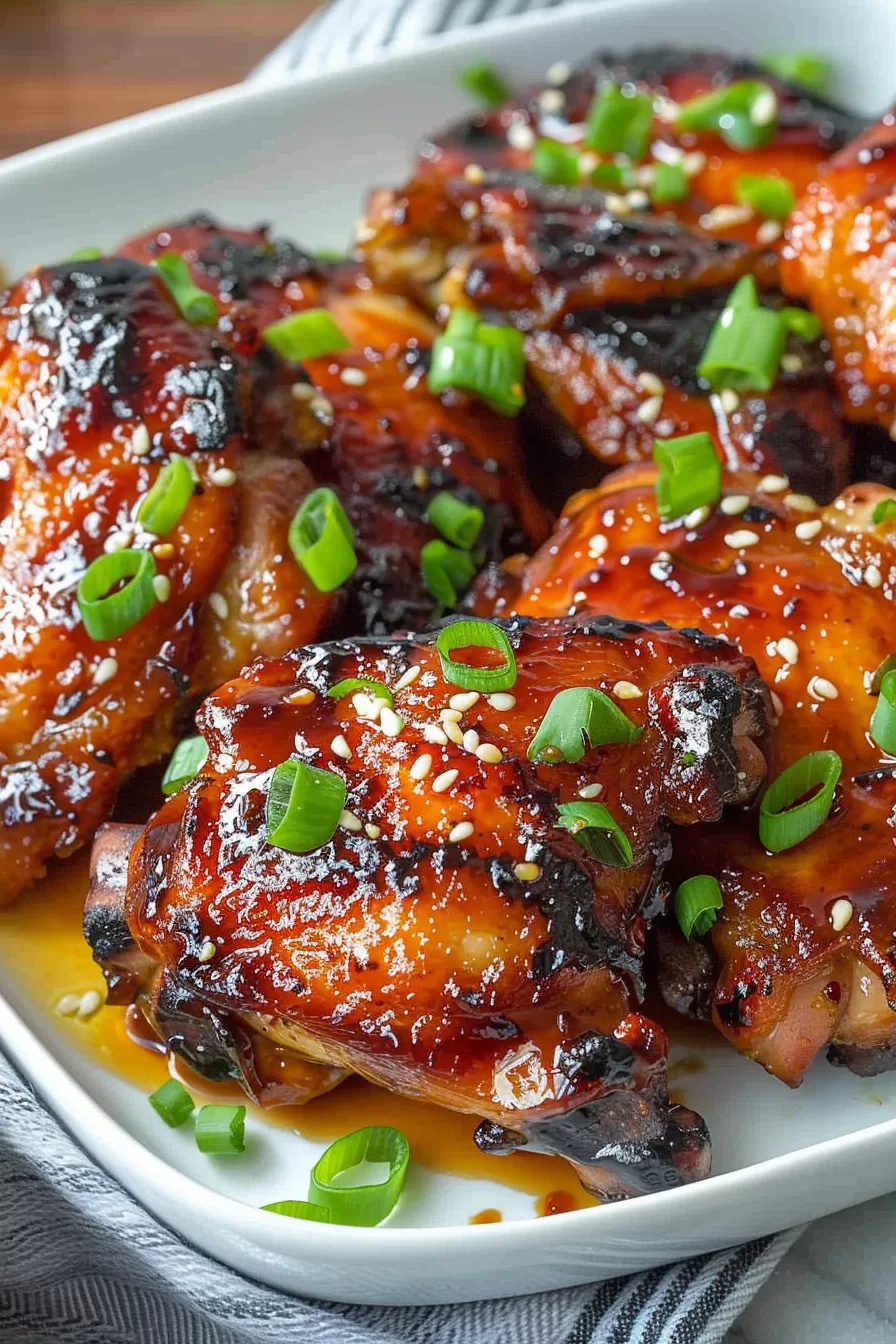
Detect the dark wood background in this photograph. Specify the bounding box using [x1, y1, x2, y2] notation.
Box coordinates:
[0, 1, 319, 160]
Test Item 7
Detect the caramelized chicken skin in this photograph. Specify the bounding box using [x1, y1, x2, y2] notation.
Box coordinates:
[87, 615, 770, 1197]
[477, 465, 896, 1084]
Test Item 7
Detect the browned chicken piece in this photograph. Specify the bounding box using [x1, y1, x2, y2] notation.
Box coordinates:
[781, 109, 896, 435]
[86, 615, 770, 1198]
[476, 463, 896, 1086]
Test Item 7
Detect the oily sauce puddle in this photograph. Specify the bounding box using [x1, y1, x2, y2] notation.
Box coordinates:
[0, 853, 595, 1220]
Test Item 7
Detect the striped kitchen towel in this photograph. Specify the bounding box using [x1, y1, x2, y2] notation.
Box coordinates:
[0, 3, 804, 1341]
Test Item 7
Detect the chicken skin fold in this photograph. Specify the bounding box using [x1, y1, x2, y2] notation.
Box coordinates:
[86, 614, 770, 1198]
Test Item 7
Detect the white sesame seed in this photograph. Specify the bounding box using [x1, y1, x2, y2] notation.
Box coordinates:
[423, 724, 449, 745]
[351, 692, 377, 719]
[77, 990, 103, 1020]
[605, 193, 632, 216]
[682, 150, 707, 177]
[830, 898, 854, 932]
[683, 505, 711, 529]
[364, 823, 382, 840]
[103, 529, 132, 553]
[636, 163, 657, 187]
[578, 782, 603, 799]
[724, 529, 760, 549]
[784, 493, 818, 513]
[780, 353, 804, 374]
[770, 691, 784, 717]
[432, 768, 459, 794]
[440, 707, 463, 723]
[410, 753, 433, 781]
[449, 691, 480, 712]
[636, 371, 665, 397]
[444, 720, 464, 745]
[460, 200, 480, 221]
[291, 381, 315, 401]
[152, 542, 175, 560]
[750, 87, 777, 127]
[719, 388, 740, 414]
[152, 574, 171, 602]
[198, 940, 216, 963]
[625, 189, 650, 211]
[464, 162, 486, 183]
[393, 665, 420, 692]
[285, 687, 315, 706]
[613, 680, 642, 700]
[720, 494, 750, 516]
[129, 424, 151, 457]
[513, 862, 542, 882]
[476, 743, 503, 764]
[412, 466, 430, 490]
[56, 994, 83, 1017]
[809, 676, 839, 700]
[210, 466, 236, 487]
[339, 809, 363, 832]
[92, 656, 118, 687]
[766, 641, 779, 658]
[700, 204, 753, 231]
[209, 591, 229, 621]
[546, 60, 571, 85]
[379, 707, 404, 737]
[339, 366, 368, 387]
[636, 394, 664, 424]
[506, 122, 536, 152]
[778, 637, 800, 665]
[588, 534, 609, 559]
[865, 564, 883, 589]
[729, 604, 750, 618]
[538, 88, 565, 114]
[331, 734, 352, 760]
[652, 141, 685, 165]
[578, 150, 599, 175]
[757, 219, 783, 245]
[759, 474, 789, 494]
[487, 693, 516, 711]
[795, 519, 823, 541]
[310, 395, 334, 421]
[462, 728, 480, 753]
[448, 821, 475, 844]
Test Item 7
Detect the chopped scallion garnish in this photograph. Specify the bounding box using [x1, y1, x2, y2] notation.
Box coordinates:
[653, 431, 721, 520]
[77, 549, 157, 641]
[262, 1200, 332, 1222]
[697, 275, 787, 392]
[527, 687, 642, 763]
[195, 1104, 246, 1155]
[675, 874, 723, 940]
[777, 307, 822, 342]
[651, 162, 689, 204]
[435, 618, 517, 692]
[590, 162, 635, 190]
[427, 491, 484, 549]
[136, 453, 196, 535]
[263, 308, 350, 363]
[585, 83, 653, 159]
[421, 539, 476, 608]
[760, 52, 830, 95]
[153, 252, 217, 325]
[556, 800, 634, 867]
[161, 736, 209, 796]
[871, 669, 896, 755]
[266, 759, 347, 854]
[873, 500, 896, 526]
[288, 487, 357, 593]
[307, 1125, 409, 1226]
[458, 62, 508, 107]
[149, 1079, 195, 1128]
[871, 654, 896, 693]
[67, 247, 103, 261]
[428, 308, 526, 416]
[675, 80, 778, 150]
[758, 749, 842, 852]
[328, 678, 393, 705]
[531, 138, 581, 186]
[735, 173, 795, 220]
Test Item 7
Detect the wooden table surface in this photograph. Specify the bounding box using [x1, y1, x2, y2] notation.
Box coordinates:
[0, 1, 319, 160]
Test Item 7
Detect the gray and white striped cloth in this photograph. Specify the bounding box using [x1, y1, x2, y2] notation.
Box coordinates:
[0, 3, 803, 1341]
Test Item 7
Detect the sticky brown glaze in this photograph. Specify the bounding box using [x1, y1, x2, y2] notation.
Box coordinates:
[89, 615, 769, 1197]
[477, 465, 896, 1084]
[0, 258, 243, 902]
[421, 48, 864, 248]
[781, 109, 896, 434]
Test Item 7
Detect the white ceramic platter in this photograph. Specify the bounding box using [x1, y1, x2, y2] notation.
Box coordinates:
[3, 0, 896, 1307]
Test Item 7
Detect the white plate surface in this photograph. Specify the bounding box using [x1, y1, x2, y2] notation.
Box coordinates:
[2, 0, 896, 1306]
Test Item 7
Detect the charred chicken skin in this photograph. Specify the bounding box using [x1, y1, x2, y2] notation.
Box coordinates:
[477, 465, 896, 1085]
[86, 615, 770, 1197]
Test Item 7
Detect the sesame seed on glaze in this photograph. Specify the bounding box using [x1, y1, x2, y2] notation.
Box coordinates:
[613, 680, 642, 700]
[129, 424, 151, 457]
[449, 691, 480, 712]
[364, 823, 382, 840]
[720, 495, 750, 516]
[795, 520, 823, 541]
[410, 753, 433, 781]
[588, 534, 609, 559]
[394, 665, 421, 692]
[432, 768, 459, 794]
[209, 466, 236, 487]
[506, 123, 536, 151]
[476, 743, 503, 764]
[637, 372, 664, 396]
[379, 707, 404, 737]
[513, 862, 541, 881]
[92, 657, 118, 687]
[339, 367, 368, 387]
[578, 782, 603, 799]
[448, 821, 475, 844]
[487, 693, 516, 711]
[757, 219, 782, 245]
[724, 530, 760, 549]
[423, 724, 449, 745]
[152, 542, 175, 560]
[777, 637, 800, 665]
[784, 493, 817, 513]
[285, 688, 315, 706]
[464, 162, 486, 183]
[808, 676, 839, 700]
[209, 592, 229, 620]
[830, 898, 854, 931]
[339, 809, 363, 833]
[331, 735, 352, 760]
[865, 565, 883, 589]
[636, 394, 664, 425]
[758, 474, 789, 494]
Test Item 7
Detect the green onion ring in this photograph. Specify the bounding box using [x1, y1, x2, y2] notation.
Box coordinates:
[435, 619, 517, 692]
[758, 749, 842, 852]
[307, 1125, 409, 1227]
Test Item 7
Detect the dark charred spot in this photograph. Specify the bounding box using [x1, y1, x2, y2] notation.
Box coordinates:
[181, 213, 319, 298]
[166, 360, 238, 453]
[557, 1030, 635, 1089]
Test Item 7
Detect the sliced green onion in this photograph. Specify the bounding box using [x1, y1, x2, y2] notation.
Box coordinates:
[778, 307, 822, 342]
[674, 874, 723, 940]
[149, 1079, 195, 1128]
[153, 252, 217, 325]
[871, 654, 896, 693]
[435, 618, 517, 692]
[307, 1125, 409, 1227]
[697, 276, 787, 392]
[428, 308, 526, 417]
[759, 749, 842, 852]
[327, 678, 393, 706]
[315, 249, 348, 263]
[161, 735, 209, 796]
[871, 669, 896, 755]
[532, 138, 581, 186]
[288, 487, 357, 593]
[136, 454, 196, 535]
[528, 687, 642, 763]
[760, 52, 830, 95]
[735, 173, 795, 220]
[67, 247, 103, 261]
[427, 491, 484, 549]
[653, 431, 721, 520]
[585, 84, 654, 158]
[873, 500, 896, 526]
[675, 80, 778, 151]
[458, 62, 508, 107]
[263, 308, 350, 363]
[77, 548, 157, 641]
[195, 1104, 246, 1155]
[590, 162, 635, 190]
[556, 801, 634, 867]
[266, 759, 346, 854]
[262, 1200, 332, 1222]
[651, 162, 689, 204]
[421, 539, 476, 608]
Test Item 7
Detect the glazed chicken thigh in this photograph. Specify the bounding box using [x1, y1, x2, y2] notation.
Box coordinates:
[87, 615, 770, 1197]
